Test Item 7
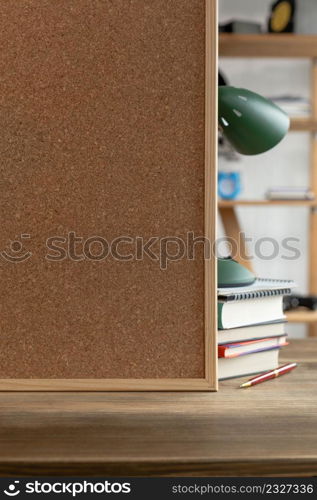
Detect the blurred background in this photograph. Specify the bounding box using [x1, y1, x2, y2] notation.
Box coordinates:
[218, 0, 317, 338]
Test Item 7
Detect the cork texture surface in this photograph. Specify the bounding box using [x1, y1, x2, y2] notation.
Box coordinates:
[0, 0, 206, 378]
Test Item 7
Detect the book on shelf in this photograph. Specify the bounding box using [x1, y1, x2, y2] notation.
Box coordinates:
[266, 187, 315, 201]
[218, 320, 286, 344]
[218, 296, 285, 329]
[219, 348, 280, 381]
[218, 336, 288, 359]
[218, 278, 294, 330]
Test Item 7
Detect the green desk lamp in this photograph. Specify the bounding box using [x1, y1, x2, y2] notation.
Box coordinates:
[219, 86, 290, 156]
[218, 86, 290, 286]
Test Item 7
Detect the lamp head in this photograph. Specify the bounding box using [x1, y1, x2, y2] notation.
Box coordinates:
[218, 86, 290, 155]
[218, 257, 256, 288]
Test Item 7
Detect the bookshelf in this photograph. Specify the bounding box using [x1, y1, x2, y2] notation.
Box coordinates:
[291, 118, 317, 131]
[219, 34, 317, 335]
[286, 309, 317, 323]
[220, 34, 317, 58]
[219, 200, 317, 207]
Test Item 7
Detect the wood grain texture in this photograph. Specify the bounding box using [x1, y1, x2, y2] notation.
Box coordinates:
[286, 309, 317, 323]
[291, 118, 317, 131]
[308, 59, 317, 336]
[0, 378, 212, 392]
[218, 206, 254, 272]
[0, 339, 315, 477]
[204, 0, 218, 390]
[220, 34, 317, 58]
[0, 0, 217, 389]
[219, 200, 317, 207]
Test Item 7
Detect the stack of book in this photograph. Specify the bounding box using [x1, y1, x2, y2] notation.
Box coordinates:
[218, 278, 295, 380]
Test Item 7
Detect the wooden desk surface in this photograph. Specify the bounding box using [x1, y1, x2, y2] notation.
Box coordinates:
[0, 339, 316, 477]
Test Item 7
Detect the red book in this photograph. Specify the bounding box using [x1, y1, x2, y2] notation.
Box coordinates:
[218, 336, 288, 359]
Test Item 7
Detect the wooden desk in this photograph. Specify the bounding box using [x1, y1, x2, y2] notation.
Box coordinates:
[0, 339, 316, 477]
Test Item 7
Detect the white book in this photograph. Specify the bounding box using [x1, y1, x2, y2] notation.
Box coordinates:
[218, 295, 285, 329]
[218, 321, 286, 345]
[218, 278, 295, 330]
[219, 348, 280, 380]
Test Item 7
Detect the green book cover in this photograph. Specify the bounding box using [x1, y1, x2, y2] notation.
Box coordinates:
[218, 302, 224, 330]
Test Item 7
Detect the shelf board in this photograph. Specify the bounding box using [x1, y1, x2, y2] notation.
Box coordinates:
[290, 118, 317, 132]
[286, 309, 317, 323]
[218, 200, 317, 207]
[219, 34, 317, 58]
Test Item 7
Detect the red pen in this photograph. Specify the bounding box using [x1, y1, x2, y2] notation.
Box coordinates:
[240, 362, 297, 388]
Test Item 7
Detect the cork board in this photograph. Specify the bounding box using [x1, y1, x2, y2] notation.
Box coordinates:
[0, 0, 217, 390]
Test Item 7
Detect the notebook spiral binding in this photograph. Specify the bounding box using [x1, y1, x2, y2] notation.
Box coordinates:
[218, 278, 294, 302]
[224, 288, 292, 302]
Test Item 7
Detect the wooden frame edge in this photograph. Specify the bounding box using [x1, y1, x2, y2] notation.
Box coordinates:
[0, 378, 212, 391]
[0, 0, 218, 392]
[204, 0, 218, 391]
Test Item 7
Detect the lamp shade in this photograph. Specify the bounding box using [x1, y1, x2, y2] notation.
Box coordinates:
[218, 86, 290, 155]
[218, 257, 255, 288]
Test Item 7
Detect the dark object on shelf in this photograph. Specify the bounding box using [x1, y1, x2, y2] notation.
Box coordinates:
[218, 134, 240, 161]
[218, 71, 237, 159]
[268, 0, 296, 33]
[219, 20, 262, 34]
[283, 294, 317, 311]
[218, 70, 228, 87]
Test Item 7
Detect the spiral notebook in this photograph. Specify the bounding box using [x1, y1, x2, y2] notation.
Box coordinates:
[218, 278, 296, 302]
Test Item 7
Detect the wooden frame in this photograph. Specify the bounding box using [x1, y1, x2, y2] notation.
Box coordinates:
[0, 0, 218, 391]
